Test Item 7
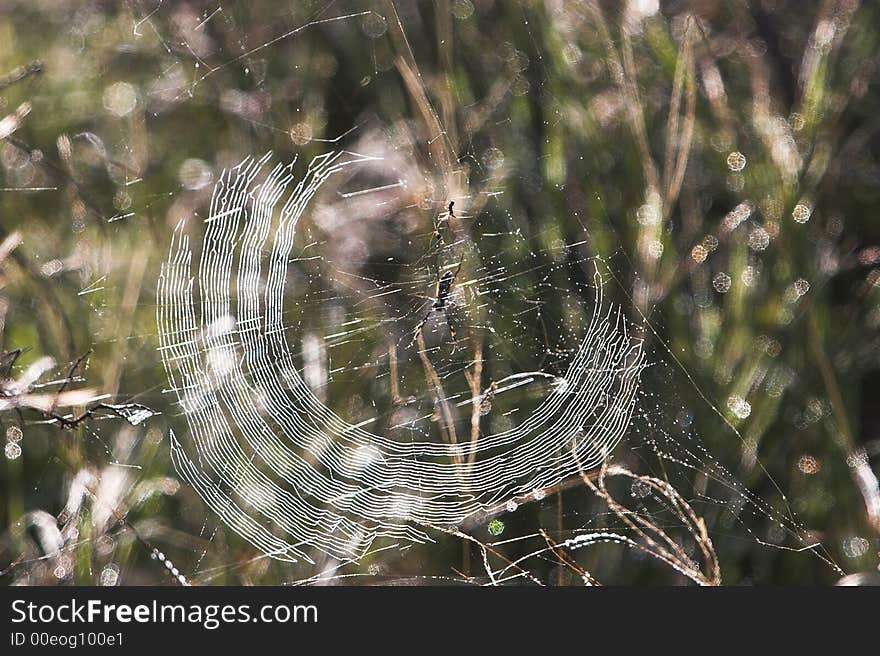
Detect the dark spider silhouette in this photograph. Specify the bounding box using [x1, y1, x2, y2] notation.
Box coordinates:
[411, 254, 464, 348]
[432, 200, 456, 245]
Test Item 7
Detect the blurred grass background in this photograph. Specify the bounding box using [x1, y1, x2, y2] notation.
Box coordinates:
[1, 0, 880, 585]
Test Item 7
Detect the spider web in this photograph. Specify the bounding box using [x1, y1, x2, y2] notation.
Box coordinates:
[157, 150, 645, 563]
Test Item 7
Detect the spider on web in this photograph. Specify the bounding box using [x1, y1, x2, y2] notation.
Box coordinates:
[410, 253, 464, 349]
[431, 200, 456, 246]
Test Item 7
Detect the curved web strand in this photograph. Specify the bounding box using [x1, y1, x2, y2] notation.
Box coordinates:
[156, 152, 645, 562]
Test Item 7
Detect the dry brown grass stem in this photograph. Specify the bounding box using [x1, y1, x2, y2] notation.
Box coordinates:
[415, 331, 461, 460]
[577, 459, 721, 585]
